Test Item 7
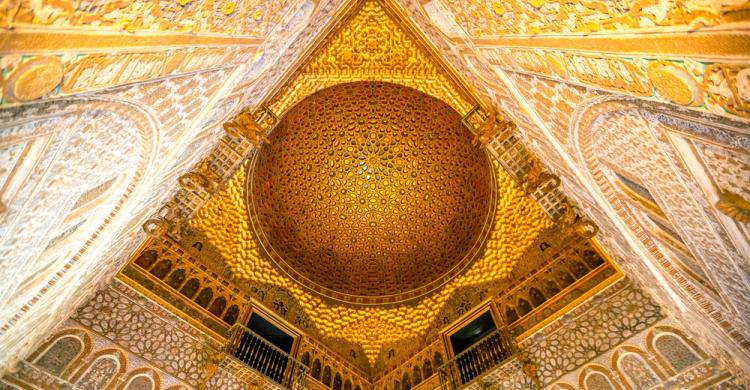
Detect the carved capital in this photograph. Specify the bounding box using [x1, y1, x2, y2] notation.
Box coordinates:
[223, 105, 278, 147]
[142, 203, 183, 240]
[463, 107, 515, 147]
[178, 166, 220, 195]
[522, 160, 560, 195]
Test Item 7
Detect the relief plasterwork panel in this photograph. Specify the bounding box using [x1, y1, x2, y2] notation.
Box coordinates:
[0, 0, 341, 376]
[267, 0, 473, 116]
[479, 48, 750, 121]
[72, 280, 220, 387]
[0, 47, 259, 105]
[434, 0, 749, 37]
[5, 0, 307, 37]
[387, 0, 750, 374]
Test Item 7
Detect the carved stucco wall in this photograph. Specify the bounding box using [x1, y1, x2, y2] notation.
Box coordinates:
[1, 279, 218, 389]
[390, 0, 750, 378]
[3, 275, 746, 389]
[0, 0, 344, 374]
[2, 0, 749, 382]
[478, 279, 746, 389]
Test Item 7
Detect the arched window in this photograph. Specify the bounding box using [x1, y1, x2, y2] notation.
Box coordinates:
[208, 297, 227, 317]
[222, 305, 240, 325]
[76, 355, 120, 389]
[300, 352, 311, 368]
[194, 288, 213, 308]
[401, 372, 411, 390]
[166, 269, 186, 289]
[134, 250, 157, 269]
[529, 287, 546, 307]
[35, 335, 83, 375]
[556, 266, 576, 286]
[569, 260, 588, 278]
[322, 366, 332, 387]
[180, 278, 200, 298]
[654, 334, 701, 372]
[433, 352, 443, 368]
[149, 260, 172, 279]
[393, 380, 401, 390]
[582, 249, 604, 268]
[311, 359, 322, 380]
[583, 373, 614, 390]
[422, 359, 433, 378]
[125, 374, 155, 390]
[333, 373, 342, 390]
[517, 298, 532, 316]
[412, 365, 422, 384]
[504, 306, 519, 324]
[355, 385, 362, 390]
[543, 280, 561, 297]
[344, 379, 352, 390]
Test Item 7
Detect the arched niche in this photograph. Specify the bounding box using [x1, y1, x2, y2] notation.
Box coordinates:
[646, 327, 704, 375]
[29, 328, 93, 379]
[72, 349, 127, 389]
[119, 368, 161, 390]
[311, 359, 322, 380]
[322, 366, 332, 386]
[578, 365, 620, 390]
[610, 346, 664, 390]
[0, 96, 157, 367]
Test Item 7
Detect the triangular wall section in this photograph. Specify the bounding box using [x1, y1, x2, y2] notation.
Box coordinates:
[266, 0, 475, 116]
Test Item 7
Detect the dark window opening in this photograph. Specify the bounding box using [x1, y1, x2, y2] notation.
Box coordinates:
[450, 311, 497, 356]
[232, 313, 295, 384]
[247, 313, 294, 353]
[448, 311, 511, 385]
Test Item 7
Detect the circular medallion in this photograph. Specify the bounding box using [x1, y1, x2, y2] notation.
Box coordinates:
[4, 57, 64, 102]
[248, 82, 496, 304]
[648, 61, 703, 106]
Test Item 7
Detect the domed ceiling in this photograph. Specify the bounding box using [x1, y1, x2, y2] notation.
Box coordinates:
[186, 0, 555, 370]
[248, 82, 496, 302]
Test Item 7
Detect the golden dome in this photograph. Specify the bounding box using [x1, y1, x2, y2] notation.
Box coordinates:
[248, 82, 495, 303]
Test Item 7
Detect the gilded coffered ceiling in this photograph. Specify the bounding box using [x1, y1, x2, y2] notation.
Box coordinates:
[249, 81, 495, 303]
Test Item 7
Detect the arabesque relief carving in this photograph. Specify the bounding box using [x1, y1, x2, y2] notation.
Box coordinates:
[268, 0, 474, 116]
[436, 0, 749, 36]
[480, 47, 750, 119]
[3, 0, 301, 36]
[0, 47, 259, 105]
